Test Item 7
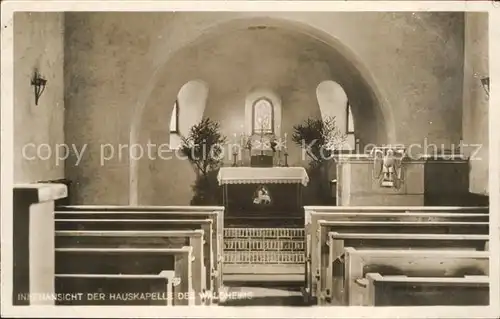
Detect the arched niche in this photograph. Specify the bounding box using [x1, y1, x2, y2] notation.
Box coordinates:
[169, 80, 209, 149]
[316, 80, 356, 150]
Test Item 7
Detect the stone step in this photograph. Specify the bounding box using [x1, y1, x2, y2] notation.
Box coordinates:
[224, 251, 306, 263]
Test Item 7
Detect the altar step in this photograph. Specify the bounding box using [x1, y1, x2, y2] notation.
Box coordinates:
[222, 266, 304, 284]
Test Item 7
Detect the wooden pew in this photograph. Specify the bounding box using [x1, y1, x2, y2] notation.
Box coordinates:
[304, 206, 489, 226]
[56, 205, 224, 291]
[302, 206, 488, 300]
[55, 246, 194, 305]
[360, 273, 489, 306]
[55, 219, 215, 297]
[323, 232, 489, 305]
[307, 218, 489, 302]
[56, 230, 206, 305]
[55, 273, 176, 305]
[343, 248, 489, 306]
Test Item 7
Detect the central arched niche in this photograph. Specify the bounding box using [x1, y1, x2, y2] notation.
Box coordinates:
[134, 18, 391, 205]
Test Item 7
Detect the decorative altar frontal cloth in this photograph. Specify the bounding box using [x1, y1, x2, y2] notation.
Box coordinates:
[217, 167, 310, 186]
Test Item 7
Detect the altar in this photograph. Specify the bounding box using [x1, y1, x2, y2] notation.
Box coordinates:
[217, 167, 309, 224]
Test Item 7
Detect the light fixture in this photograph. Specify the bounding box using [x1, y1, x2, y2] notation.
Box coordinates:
[31, 70, 47, 105]
[480, 77, 489, 98]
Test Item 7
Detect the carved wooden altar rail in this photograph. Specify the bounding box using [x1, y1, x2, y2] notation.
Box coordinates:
[223, 227, 306, 280]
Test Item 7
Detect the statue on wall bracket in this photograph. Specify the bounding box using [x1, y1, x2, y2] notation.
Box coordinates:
[371, 146, 406, 188]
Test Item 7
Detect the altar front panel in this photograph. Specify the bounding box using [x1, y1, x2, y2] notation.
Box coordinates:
[224, 183, 303, 217]
[217, 167, 309, 219]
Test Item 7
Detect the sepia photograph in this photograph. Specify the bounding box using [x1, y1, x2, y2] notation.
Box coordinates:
[1, 1, 499, 318]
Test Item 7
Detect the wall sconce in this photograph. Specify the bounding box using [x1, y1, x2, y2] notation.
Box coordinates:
[31, 70, 47, 105]
[480, 77, 489, 99]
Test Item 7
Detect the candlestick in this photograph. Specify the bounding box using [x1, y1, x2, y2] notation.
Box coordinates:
[232, 151, 238, 167]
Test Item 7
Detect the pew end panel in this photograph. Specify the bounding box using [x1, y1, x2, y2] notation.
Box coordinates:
[174, 246, 194, 306]
[13, 183, 68, 305]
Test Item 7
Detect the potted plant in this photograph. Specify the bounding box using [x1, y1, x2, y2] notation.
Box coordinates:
[292, 116, 347, 203]
[180, 118, 228, 204]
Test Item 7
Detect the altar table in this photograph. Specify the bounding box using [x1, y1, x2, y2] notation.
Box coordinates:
[217, 167, 309, 220]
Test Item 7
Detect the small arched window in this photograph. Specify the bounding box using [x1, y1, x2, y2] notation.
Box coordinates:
[346, 102, 354, 134]
[170, 100, 179, 133]
[252, 98, 274, 134]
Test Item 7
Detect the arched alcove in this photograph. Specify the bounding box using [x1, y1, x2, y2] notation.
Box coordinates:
[169, 80, 209, 149]
[316, 80, 356, 151]
[130, 17, 393, 204]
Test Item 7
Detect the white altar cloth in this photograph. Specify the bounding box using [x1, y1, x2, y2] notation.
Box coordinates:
[217, 167, 309, 186]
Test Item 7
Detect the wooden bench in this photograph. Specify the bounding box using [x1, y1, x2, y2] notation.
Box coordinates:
[322, 232, 489, 305]
[56, 205, 224, 290]
[360, 273, 489, 306]
[55, 273, 177, 305]
[343, 248, 489, 306]
[55, 246, 194, 305]
[302, 206, 489, 300]
[307, 218, 489, 301]
[304, 206, 489, 226]
[56, 230, 207, 304]
[55, 219, 215, 297]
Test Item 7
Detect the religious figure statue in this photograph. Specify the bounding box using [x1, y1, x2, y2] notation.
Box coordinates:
[371, 146, 405, 188]
[253, 185, 272, 205]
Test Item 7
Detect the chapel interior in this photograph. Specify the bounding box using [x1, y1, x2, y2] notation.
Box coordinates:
[9, 11, 491, 307]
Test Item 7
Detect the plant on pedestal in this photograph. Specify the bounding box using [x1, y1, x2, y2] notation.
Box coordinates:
[292, 116, 347, 204]
[180, 118, 228, 205]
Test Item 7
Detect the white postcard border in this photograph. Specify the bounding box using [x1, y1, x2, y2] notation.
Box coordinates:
[1, 1, 499, 318]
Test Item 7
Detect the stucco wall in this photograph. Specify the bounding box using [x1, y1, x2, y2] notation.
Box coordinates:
[462, 12, 489, 195]
[63, 12, 466, 205]
[14, 12, 65, 184]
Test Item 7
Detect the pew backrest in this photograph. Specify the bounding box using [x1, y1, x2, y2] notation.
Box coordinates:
[55, 246, 194, 305]
[362, 273, 489, 306]
[55, 272, 177, 305]
[322, 232, 489, 305]
[307, 219, 488, 300]
[304, 206, 489, 225]
[344, 248, 489, 306]
[55, 219, 215, 295]
[55, 229, 209, 300]
[303, 207, 489, 300]
[56, 208, 224, 290]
